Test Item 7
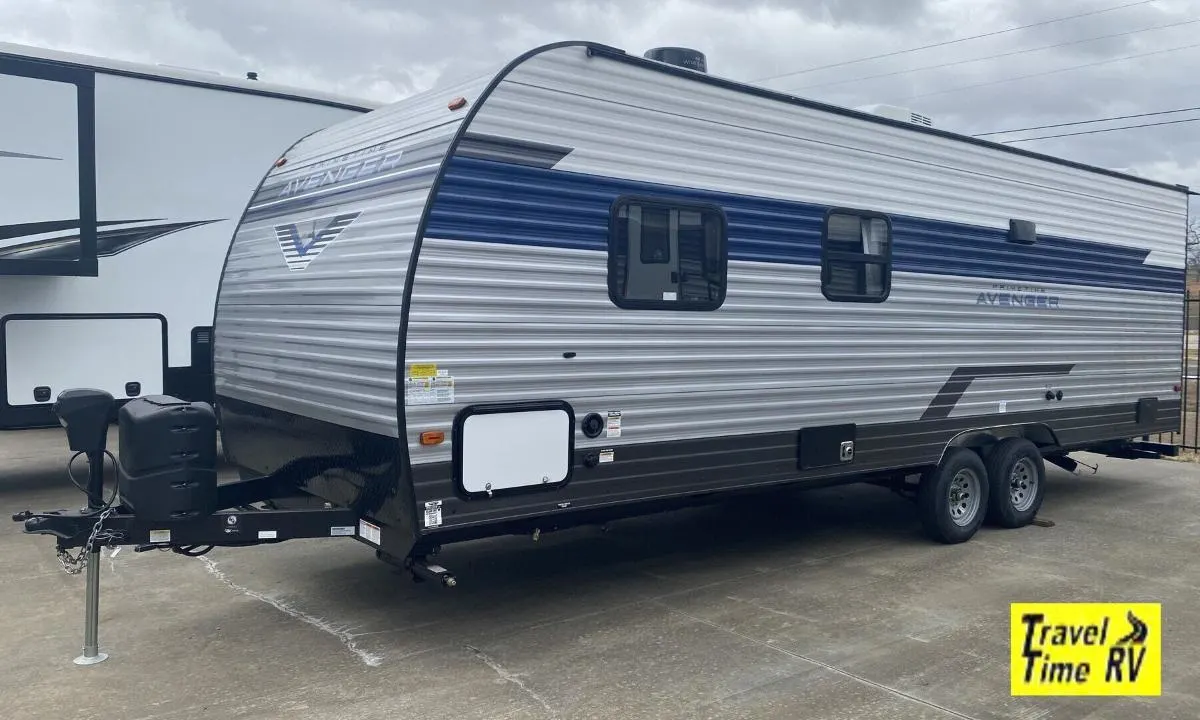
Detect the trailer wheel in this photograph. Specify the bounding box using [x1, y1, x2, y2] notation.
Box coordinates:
[983, 437, 1045, 528]
[917, 447, 989, 544]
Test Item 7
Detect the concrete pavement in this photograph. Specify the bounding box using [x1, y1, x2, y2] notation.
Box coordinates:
[2, 426, 1198, 719]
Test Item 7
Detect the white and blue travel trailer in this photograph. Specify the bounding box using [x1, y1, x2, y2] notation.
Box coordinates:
[17, 42, 1190, 592]
[209, 41, 1188, 560]
[0, 41, 377, 429]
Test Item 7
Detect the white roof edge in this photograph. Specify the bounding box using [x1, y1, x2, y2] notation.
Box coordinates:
[0, 40, 382, 110]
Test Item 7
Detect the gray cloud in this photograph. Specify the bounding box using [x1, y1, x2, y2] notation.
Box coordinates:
[3, 0, 1200, 191]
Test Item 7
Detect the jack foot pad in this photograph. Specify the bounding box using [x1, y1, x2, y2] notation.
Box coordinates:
[73, 651, 109, 666]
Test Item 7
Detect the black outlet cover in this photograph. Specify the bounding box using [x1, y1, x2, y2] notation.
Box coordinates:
[581, 412, 604, 438]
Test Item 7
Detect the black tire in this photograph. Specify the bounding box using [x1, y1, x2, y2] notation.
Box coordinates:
[917, 447, 990, 544]
[983, 437, 1046, 528]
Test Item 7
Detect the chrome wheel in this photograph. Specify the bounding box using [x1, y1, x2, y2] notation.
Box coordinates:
[1009, 457, 1039, 512]
[948, 468, 981, 527]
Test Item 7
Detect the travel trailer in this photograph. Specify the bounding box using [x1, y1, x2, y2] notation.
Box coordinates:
[19, 42, 1187, 594]
[0, 42, 377, 429]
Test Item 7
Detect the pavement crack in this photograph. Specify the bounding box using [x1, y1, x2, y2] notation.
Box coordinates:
[653, 601, 983, 720]
[724, 595, 821, 623]
[197, 556, 384, 667]
[465, 644, 559, 719]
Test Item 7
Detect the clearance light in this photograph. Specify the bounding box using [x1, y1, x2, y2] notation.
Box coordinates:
[448, 96, 468, 111]
[274, 157, 287, 167]
[420, 431, 445, 446]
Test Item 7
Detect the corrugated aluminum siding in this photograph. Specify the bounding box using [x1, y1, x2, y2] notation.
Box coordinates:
[213, 74, 491, 437]
[403, 45, 1186, 464]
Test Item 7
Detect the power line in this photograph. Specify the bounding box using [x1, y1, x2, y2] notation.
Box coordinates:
[785, 17, 1200, 93]
[897, 39, 1200, 102]
[1000, 116, 1200, 143]
[750, 0, 1155, 84]
[975, 105, 1200, 137]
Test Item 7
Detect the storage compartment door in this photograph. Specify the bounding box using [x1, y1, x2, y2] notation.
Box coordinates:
[456, 402, 574, 497]
[3, 316, 165, 406]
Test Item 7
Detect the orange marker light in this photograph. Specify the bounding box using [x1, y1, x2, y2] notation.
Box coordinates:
[448, 96, 468, 111]
[420, 431, 445, 446]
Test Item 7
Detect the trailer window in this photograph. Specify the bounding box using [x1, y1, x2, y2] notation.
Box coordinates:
[609, 198, 727, 310]
[821, 210, 892, 302]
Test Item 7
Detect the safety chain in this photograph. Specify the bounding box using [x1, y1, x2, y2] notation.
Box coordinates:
[56, 505, 123, 575]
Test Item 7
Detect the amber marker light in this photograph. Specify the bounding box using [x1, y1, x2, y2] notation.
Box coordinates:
[420, 431, 445, 446]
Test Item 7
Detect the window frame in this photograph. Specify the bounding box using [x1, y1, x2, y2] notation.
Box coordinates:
[820, 207, 894, 303]
[606, 194, 729, 312]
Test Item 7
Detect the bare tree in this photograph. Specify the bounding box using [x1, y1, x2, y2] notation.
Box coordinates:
[1189, 216, 1200, 279]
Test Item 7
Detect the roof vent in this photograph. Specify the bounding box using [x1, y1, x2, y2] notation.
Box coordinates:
[246, 71, 258, 81]
[856, 103, 934, 128]
[644, 47, 707, 74]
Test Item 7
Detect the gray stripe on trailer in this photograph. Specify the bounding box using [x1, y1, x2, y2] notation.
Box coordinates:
[921, 364, 1076, 420]
[455, 132, 574, 168]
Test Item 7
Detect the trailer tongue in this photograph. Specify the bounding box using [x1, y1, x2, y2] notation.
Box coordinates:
[12, 388, 453, 665]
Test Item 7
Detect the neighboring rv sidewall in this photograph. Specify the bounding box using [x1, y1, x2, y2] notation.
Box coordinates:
[0, 47, 370, 428]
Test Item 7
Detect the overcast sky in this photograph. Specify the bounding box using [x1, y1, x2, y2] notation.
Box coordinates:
[4, 0, 1200, 194]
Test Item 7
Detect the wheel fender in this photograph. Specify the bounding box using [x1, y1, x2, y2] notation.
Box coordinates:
[936, 423, 1060, 466]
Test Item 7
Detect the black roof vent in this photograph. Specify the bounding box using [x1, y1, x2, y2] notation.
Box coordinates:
[644, 47, 707, 74]
[246, 71, 258, 81]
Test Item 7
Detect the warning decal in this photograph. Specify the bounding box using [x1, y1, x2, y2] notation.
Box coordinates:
[408, 364, 438, 378]
[405, 376, 455, 406]
[358, 519, 382, 546]
[606, 411, 622, 438]
[424, 500, 443, 528]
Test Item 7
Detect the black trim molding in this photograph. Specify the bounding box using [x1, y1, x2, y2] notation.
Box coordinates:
[397, 41, 604, 546]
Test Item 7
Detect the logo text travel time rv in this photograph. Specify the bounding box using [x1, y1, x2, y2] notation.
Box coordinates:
[1010, 602, 1161, 696]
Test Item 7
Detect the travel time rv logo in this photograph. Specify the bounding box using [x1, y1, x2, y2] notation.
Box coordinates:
[1010, 603, 1161, 696]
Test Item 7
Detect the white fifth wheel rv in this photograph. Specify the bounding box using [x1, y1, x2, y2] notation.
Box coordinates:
[16, 43, 1190, 596]
[0, 42, 377, 429]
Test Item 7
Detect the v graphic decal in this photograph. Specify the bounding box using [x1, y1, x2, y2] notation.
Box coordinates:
[274, 211, 362, 271]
